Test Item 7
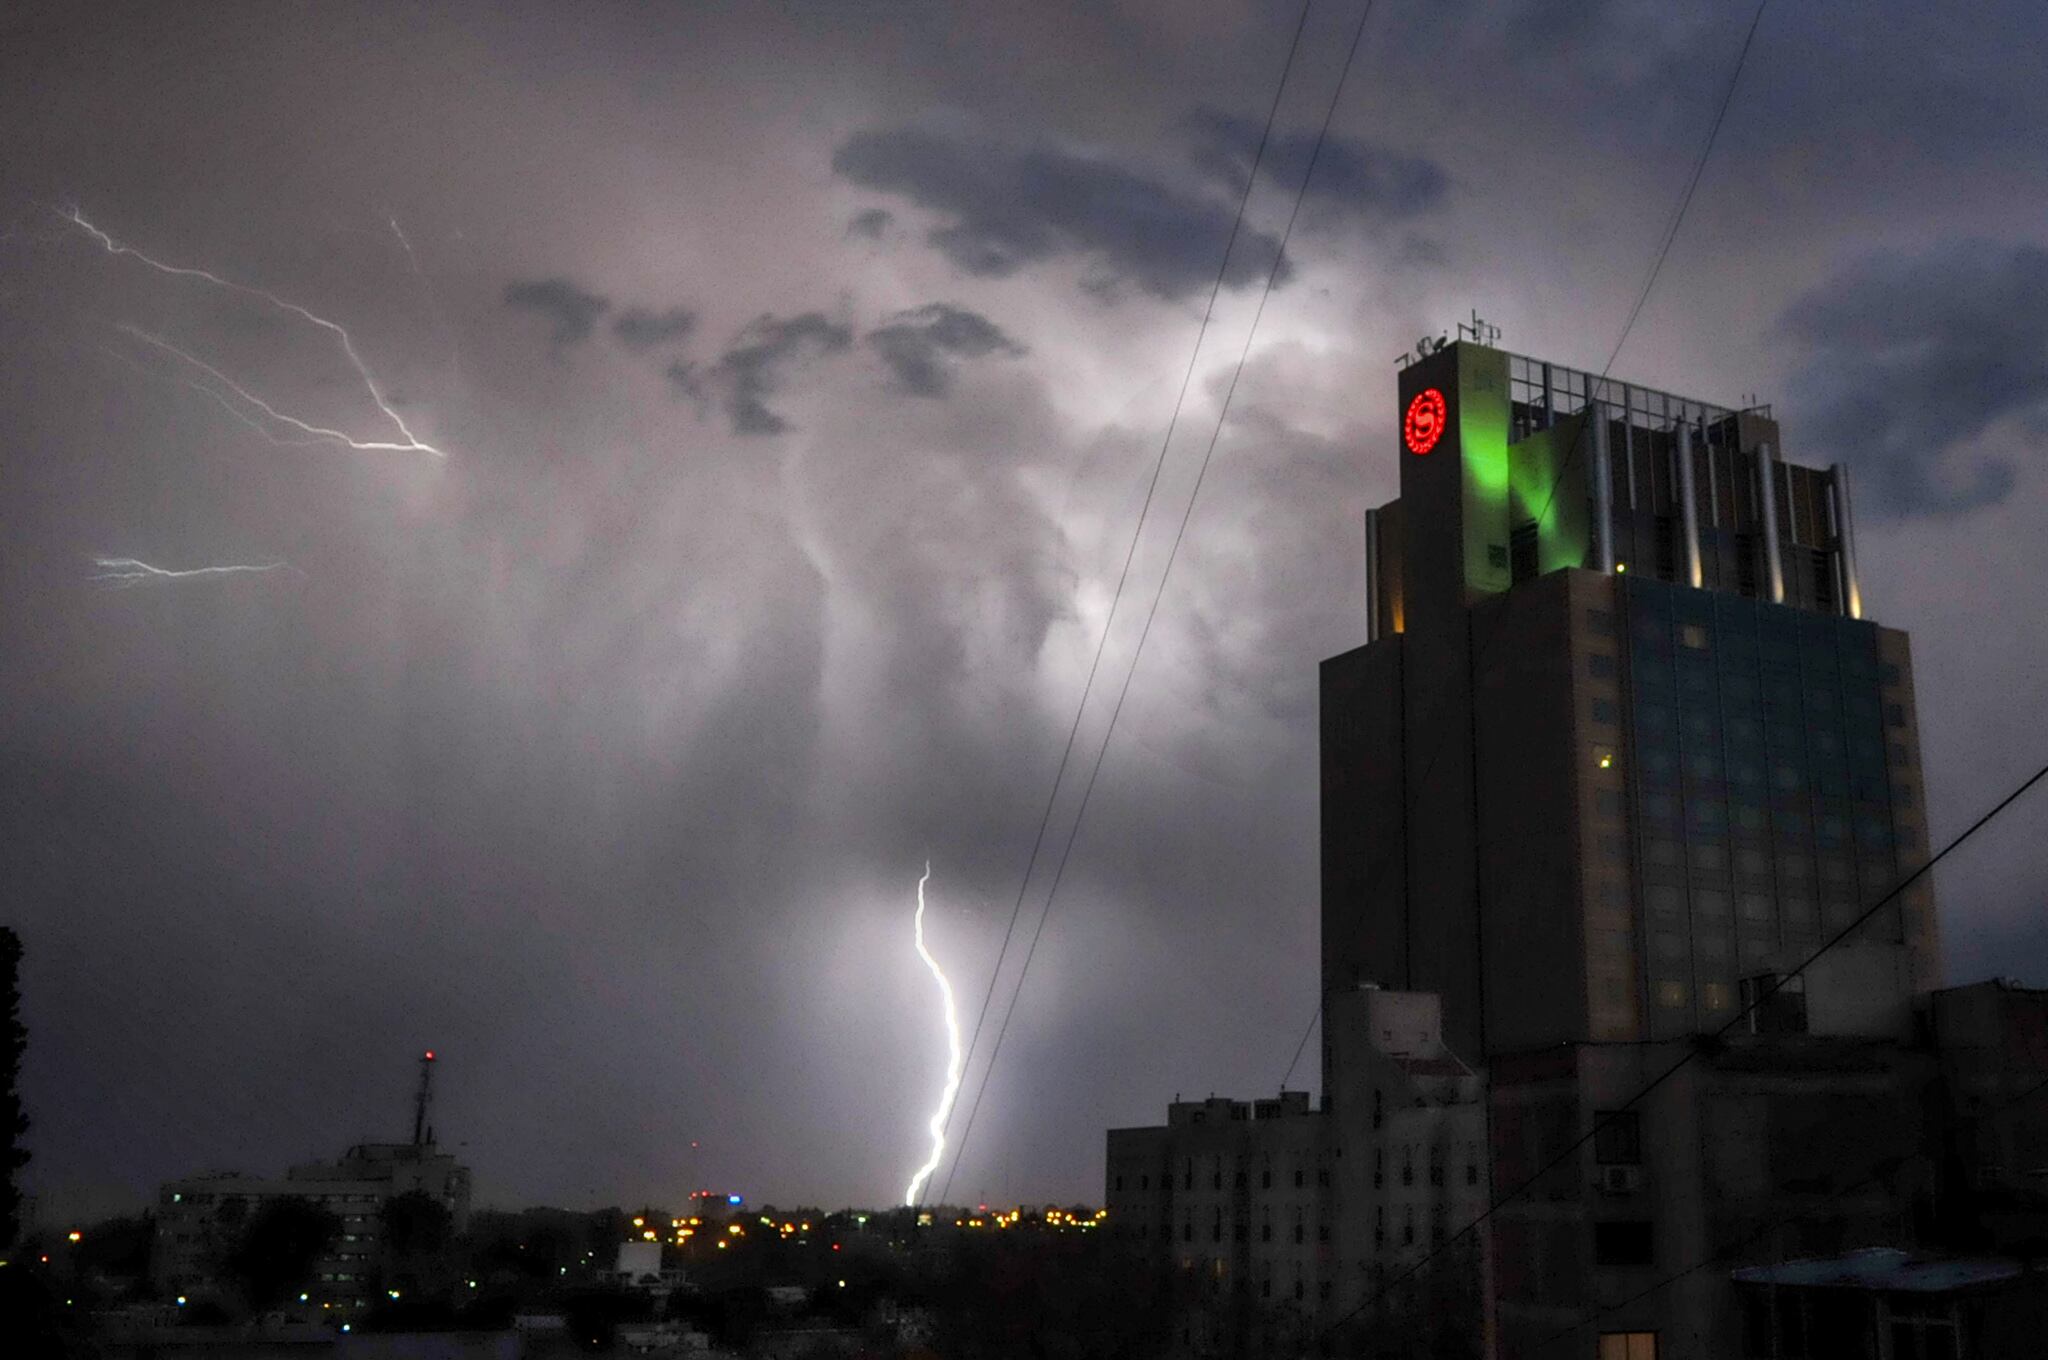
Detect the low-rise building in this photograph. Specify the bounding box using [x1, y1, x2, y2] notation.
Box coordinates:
[1106, 987, 1486, 1356]
[152, 1140, 471, 1309]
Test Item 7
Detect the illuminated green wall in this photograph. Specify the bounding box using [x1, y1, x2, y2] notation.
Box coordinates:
[1507, 412, 1593, 577]
[1455, 343, 1512, 598]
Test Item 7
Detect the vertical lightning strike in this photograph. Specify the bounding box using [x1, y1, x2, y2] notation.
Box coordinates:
[904, 861, 965, 1206]
[56, 206, 447, 459]
[89, 556, 299, 588]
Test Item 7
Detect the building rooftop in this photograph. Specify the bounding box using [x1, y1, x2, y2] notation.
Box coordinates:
[1732, 1248, 2024, 1295]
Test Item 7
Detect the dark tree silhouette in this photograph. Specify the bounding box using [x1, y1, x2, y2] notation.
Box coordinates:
[0, 928, 27, 1251]
[224, 1196, 342, 1311]
[380, 1189, 454, 1256]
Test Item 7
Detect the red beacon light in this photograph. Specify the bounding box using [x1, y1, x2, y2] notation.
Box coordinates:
[423, 1050, 436, 1061]
[1404, 387, 1447, 456]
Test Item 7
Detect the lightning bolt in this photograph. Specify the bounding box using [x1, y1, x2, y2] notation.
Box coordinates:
[89, 556, 299, 588]
[904, 861, 964, 1206]
[57, 206, 446, 459]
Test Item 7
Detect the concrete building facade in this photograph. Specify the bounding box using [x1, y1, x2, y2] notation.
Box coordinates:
[153, 1140, 472, 1309]
[1106, 987, 1486, 1355]
[1325, 340, 1937, 1064]
[1107, 336, 2045, 1358]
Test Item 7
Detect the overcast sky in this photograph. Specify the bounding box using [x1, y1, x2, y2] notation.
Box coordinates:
[5, 0, 2048, 1222]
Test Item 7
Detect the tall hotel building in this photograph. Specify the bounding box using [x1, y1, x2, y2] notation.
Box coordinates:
[1323, 339, 1937, 1062]
[1109, 336, 2048, 1360]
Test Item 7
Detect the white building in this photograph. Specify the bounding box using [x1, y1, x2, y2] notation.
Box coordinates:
[1106, 987, 1487, 1356]
[153, 1141, 471, 1308]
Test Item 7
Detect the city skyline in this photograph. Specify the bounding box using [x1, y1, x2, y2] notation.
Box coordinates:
[5, 0, 2048, 1227]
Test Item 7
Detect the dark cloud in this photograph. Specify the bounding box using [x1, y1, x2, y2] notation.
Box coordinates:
[1183, 106, 1448, 224]
[612, 305, 697, 349]
[706, 312, 853, 435]
[865, 303, 1026, 397]
[831, 125, 1290, 301]
[846, 207, 893, 240]
[504, 278, 611, 349]
[1781, 240, 2048, 515]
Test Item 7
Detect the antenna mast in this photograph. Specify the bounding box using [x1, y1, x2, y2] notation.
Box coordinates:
[412, 1050, 436, 1147]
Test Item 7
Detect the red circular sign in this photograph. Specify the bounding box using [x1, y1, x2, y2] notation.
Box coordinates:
[1404, 388, 1447, 455]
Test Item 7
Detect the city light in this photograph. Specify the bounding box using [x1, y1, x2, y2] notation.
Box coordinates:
[66, 1231, 81, 1243]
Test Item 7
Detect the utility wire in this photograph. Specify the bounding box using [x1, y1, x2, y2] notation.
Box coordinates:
[937, 0, 1381, 1209]
[914, 0, 1315, 1209]
[1269, 0, 1771, 1148]
[1523, 1022, 2048, 1356]
[1301, 754, 2048, 1355]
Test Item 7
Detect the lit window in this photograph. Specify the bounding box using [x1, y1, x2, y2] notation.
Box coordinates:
[1654, 980, 1687, 1008]
[1680, 624, 1709, 650]
[1597, 1332, 1658, 1360]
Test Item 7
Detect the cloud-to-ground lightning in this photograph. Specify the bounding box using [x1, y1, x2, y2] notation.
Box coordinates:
[904, 861, 965, 1206]
[56, 206, 447, 459]
[89, 556, 300, 589]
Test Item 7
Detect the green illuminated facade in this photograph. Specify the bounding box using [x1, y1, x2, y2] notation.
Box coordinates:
[1324, 341, 1937, 1059]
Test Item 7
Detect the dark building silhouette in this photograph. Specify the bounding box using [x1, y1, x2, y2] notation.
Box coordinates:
[1110, 337, 2048, 1359]
[1325, 340, 1937, 1062]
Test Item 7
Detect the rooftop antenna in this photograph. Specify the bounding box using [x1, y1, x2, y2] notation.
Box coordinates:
[1457, 309, 1502, 345]
[412, 1049, 436, 1148]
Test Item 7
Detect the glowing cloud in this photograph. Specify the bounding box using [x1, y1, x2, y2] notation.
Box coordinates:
[904, 861, 964, 1206]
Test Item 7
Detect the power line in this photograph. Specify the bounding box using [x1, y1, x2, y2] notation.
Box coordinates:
[914, 0, 1316, 1208]
[1597, 1, 1771, 383]
[1267, 0, 1774, 1159]
[935, 0, 1383, 1209]
[1523, 1023, 2048, 1356]
[1278, 1005, 1321, 1091]
[1303, 753, 2048, 1354]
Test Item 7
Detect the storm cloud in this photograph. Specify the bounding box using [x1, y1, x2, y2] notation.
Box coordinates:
[865, 303, 1025, 397]
[832, 125, 1291, 300]
[612, 305, 698, 350]
[1183, 105, 1449, 225]
[1782, 241, 2048, 516]
[7, 0, 2048, 1228]
[846, 207, 893, 240]
[702, 311, 854, 435]
[503, 278, 611, 349]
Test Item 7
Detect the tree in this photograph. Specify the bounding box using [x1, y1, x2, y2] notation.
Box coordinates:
[378, 1189, 457, 1307]
[380, 1189, 454, 1257]
[1, 928, 28, 1251]
[75, 1213, 156, 1296]
[224, 1196, 341, 1312]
